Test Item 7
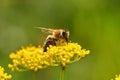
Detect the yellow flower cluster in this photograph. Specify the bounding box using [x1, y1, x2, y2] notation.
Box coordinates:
[0, 66, 12, 80]
[112, 74, 120, 80]
[8, 42, 90, 71]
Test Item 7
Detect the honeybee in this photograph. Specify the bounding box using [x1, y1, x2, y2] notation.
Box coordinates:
[35, 27, 69, 52]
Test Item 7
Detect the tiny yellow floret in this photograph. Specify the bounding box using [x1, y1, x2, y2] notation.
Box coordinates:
[112, 74, 120, 80]
[0, 66, 12, 80]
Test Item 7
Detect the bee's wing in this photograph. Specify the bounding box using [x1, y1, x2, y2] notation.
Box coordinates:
[34, 27, 56, 33]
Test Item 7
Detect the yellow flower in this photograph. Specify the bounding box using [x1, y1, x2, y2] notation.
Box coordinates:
[47, 43, 90, 69]
[8, 42, 90, 71]
[0, 66, 12, 80]
[8, 46, 48, 71]
[112, 74, 120, 80]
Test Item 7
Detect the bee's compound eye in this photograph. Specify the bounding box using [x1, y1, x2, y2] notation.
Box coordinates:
[61, 30, 69, 42]
[61, 31, 66, 37]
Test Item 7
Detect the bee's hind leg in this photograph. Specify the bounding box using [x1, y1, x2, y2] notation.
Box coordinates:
[43, 37, 56, 52]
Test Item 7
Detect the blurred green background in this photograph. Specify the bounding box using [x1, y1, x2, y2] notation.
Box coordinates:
[0, 0, 120, 80]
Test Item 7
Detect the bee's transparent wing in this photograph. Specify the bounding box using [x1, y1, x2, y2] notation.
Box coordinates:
[34, 27, 55, 33]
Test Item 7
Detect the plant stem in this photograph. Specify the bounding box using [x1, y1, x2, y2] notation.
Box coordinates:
[60, 68, 65, 80]
[32, 71, 37, 80]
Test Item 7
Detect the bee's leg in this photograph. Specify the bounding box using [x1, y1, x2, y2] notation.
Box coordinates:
[43, 37, 56, 52]
[43, 42, 48, 52]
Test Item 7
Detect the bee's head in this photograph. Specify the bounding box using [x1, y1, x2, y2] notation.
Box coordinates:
[60, 30, 69, 42]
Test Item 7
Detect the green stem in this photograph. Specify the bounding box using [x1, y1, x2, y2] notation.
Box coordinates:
[32, 71, 37, 80]
[60, 68, 65, 80]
